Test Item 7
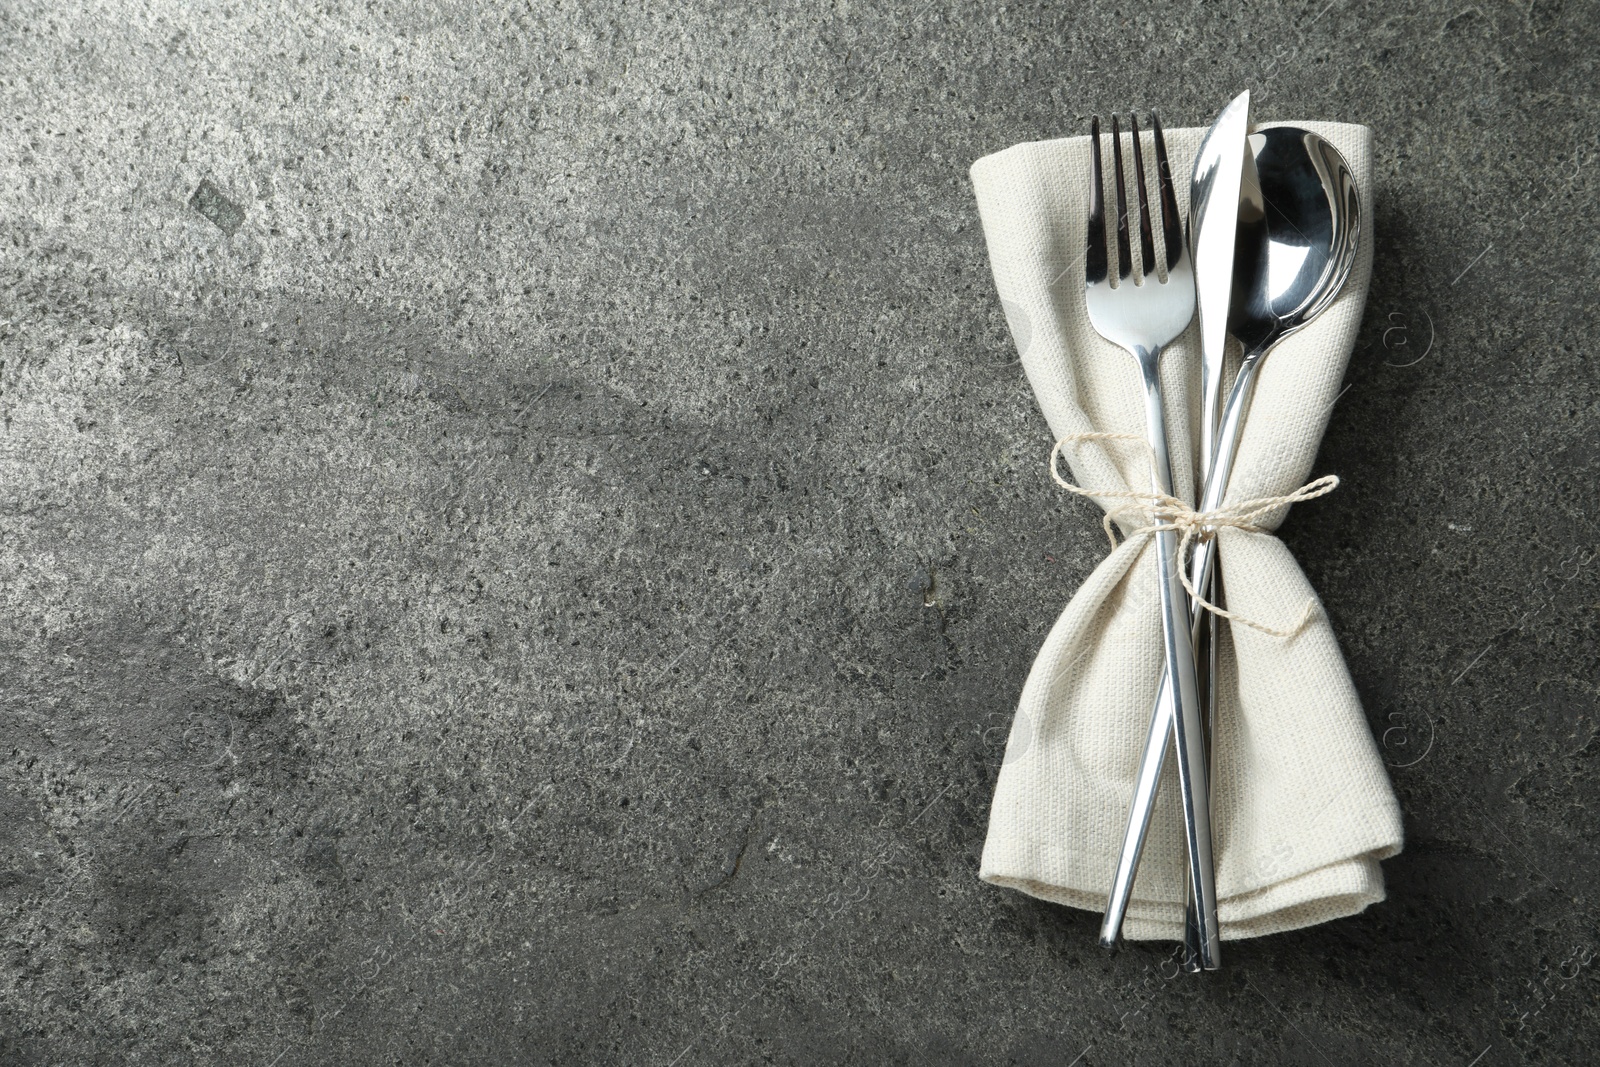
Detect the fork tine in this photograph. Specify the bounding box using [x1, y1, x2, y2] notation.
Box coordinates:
[1110, 115, 1133, 282]
[1086, 117, 1108, 285]
[1129, 114, 1157, 280]
[1151, 113, 1184, 273]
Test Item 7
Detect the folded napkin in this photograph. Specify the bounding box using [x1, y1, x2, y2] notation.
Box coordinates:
[972, 120, 1404, 940]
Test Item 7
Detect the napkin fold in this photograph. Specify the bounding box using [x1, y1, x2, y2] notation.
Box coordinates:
[971, 121, 1404, 940]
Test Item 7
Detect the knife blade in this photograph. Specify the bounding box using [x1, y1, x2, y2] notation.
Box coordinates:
[1190, 89, 1252, 472]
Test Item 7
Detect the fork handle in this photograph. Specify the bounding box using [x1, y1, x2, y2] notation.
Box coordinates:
[1102, 352, 1268, 962]
[1099, 535, 1223, 961]
[1151, 478, 1217, 973]
[1097, 352, 1218, 966]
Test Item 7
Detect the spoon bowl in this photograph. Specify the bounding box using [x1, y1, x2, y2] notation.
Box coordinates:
[1229, 127, 1361, 356]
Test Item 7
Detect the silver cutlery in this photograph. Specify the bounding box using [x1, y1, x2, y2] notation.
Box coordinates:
[1098, 94, 1250, 966]
[1183, 90, 1251, 971]
[1083, 113, 1218, 969]
[1101, 123, 1363, 969]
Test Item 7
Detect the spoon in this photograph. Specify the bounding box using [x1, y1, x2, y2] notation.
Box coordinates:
[1177, 125, 1361, 967]
[1187, 125, 1361, 584]
[1098, 124, 1361, 968]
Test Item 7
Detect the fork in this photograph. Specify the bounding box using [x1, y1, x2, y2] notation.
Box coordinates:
[1082, 114, 1220, 968]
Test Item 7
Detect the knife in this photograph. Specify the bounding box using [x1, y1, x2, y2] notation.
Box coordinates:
[1098, 90, 1251, 968]
[1181, 88, 1250, 971]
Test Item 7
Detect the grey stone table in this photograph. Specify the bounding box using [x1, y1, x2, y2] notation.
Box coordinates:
[1, 1, 1595, 1063]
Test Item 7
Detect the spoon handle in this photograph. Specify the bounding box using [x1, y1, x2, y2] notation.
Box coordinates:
[1101, 352, 1267, 959]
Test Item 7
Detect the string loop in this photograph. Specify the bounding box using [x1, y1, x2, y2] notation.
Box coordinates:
[1049, 433, 1338, 638]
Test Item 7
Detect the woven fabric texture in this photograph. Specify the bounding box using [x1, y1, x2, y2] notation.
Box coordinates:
[971, 121, 1404, 940]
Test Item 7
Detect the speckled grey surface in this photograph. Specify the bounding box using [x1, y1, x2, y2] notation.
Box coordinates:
[1, 1, 1596, 1063]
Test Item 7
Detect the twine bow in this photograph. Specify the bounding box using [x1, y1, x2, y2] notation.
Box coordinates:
[1049, 433, 1339, 638]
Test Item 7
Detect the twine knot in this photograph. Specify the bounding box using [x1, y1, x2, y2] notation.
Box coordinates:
[1049, 433, 1340, 638]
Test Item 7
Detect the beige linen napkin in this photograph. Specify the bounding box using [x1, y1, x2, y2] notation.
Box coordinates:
[972, 120, 1404, 940]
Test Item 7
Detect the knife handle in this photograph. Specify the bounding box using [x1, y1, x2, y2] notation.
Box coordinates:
[1183, 562, 1223, 972]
